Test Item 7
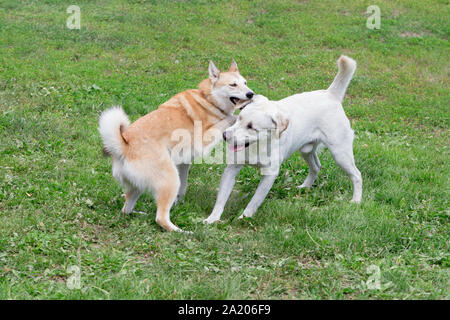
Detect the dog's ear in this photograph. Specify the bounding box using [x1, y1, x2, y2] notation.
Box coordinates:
[274, 112, 289, 138]
[209, 61, 220, 83]
[228, 59, 239, 72]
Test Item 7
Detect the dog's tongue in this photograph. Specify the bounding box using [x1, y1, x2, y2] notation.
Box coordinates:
[228, 144, 245, 152]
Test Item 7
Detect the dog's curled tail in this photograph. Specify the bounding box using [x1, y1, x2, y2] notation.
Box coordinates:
[98, 106, 130, 159]
[327, 55, 357, 102]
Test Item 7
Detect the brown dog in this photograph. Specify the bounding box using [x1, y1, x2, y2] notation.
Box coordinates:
[99, 60, 254, 232]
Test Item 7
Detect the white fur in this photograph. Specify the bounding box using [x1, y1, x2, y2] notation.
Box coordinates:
[328, 55, 357, 102]
[204, 55, 362, 224]
[98, 106, 130, 159]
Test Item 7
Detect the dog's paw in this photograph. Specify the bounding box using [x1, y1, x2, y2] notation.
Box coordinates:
[173, 195, 185, 206]
[121, 208, 131, 215]
[173, 199, 183, 206]
[203, 217, 220, 225]
[238, 213, 253, 220]
[226, 114, 238, 126]
[238, 207, 256, 220]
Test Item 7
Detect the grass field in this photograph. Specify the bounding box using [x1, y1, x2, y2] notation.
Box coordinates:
[0, 0, 448, 299]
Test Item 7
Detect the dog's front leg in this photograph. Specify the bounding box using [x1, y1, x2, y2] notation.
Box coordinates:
[219, 114, 238, 131]
[239, 173, 278, 219]
[201, 115, 237, 157]
[203, 164, 243, 224]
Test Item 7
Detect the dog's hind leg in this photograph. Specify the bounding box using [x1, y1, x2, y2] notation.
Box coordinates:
[131, 150, 182, 232]
[121, 186, 142, 214]
[326, 140, 362, 203]
[153, 160, 182, 232]
[313, 150, 321, 172]
[299, 144, 321, 188]
[175, 164, 190, 205]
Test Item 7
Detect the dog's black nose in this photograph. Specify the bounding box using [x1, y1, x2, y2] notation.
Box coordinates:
[222, 131, 227, 141]
[246, 92, 254, 99]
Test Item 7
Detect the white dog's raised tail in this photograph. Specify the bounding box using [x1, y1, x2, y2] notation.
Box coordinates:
[98, 106, 130, 159]
[327, 55, 357, 102]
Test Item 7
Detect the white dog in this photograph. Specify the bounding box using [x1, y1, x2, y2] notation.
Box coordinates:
[204, 55, 362, 224]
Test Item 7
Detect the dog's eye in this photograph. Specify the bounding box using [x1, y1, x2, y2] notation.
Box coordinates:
[244, 81, 247, 85]
[229, 83, 237, 87]
[247, 122, 253, 129]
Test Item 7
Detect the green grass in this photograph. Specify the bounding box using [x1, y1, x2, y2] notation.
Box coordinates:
[0, 0, 449, 299]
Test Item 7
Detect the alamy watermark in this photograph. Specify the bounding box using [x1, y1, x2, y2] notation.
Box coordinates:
[66, 265, 81, 289]
[67, 5, 81, 30]
[365, 265, 381, 290]
[363, 264, 393, 291]
[65, 5, 381, 31]
[366, 5, 381, 30]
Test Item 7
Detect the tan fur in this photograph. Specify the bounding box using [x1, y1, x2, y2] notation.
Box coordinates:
[121, 81, 231, 158]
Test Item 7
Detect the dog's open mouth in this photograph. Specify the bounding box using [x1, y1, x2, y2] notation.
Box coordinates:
[230, 97, 253, 110]
[228, 141, 250, 152]
[229, 97, 241, 105]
